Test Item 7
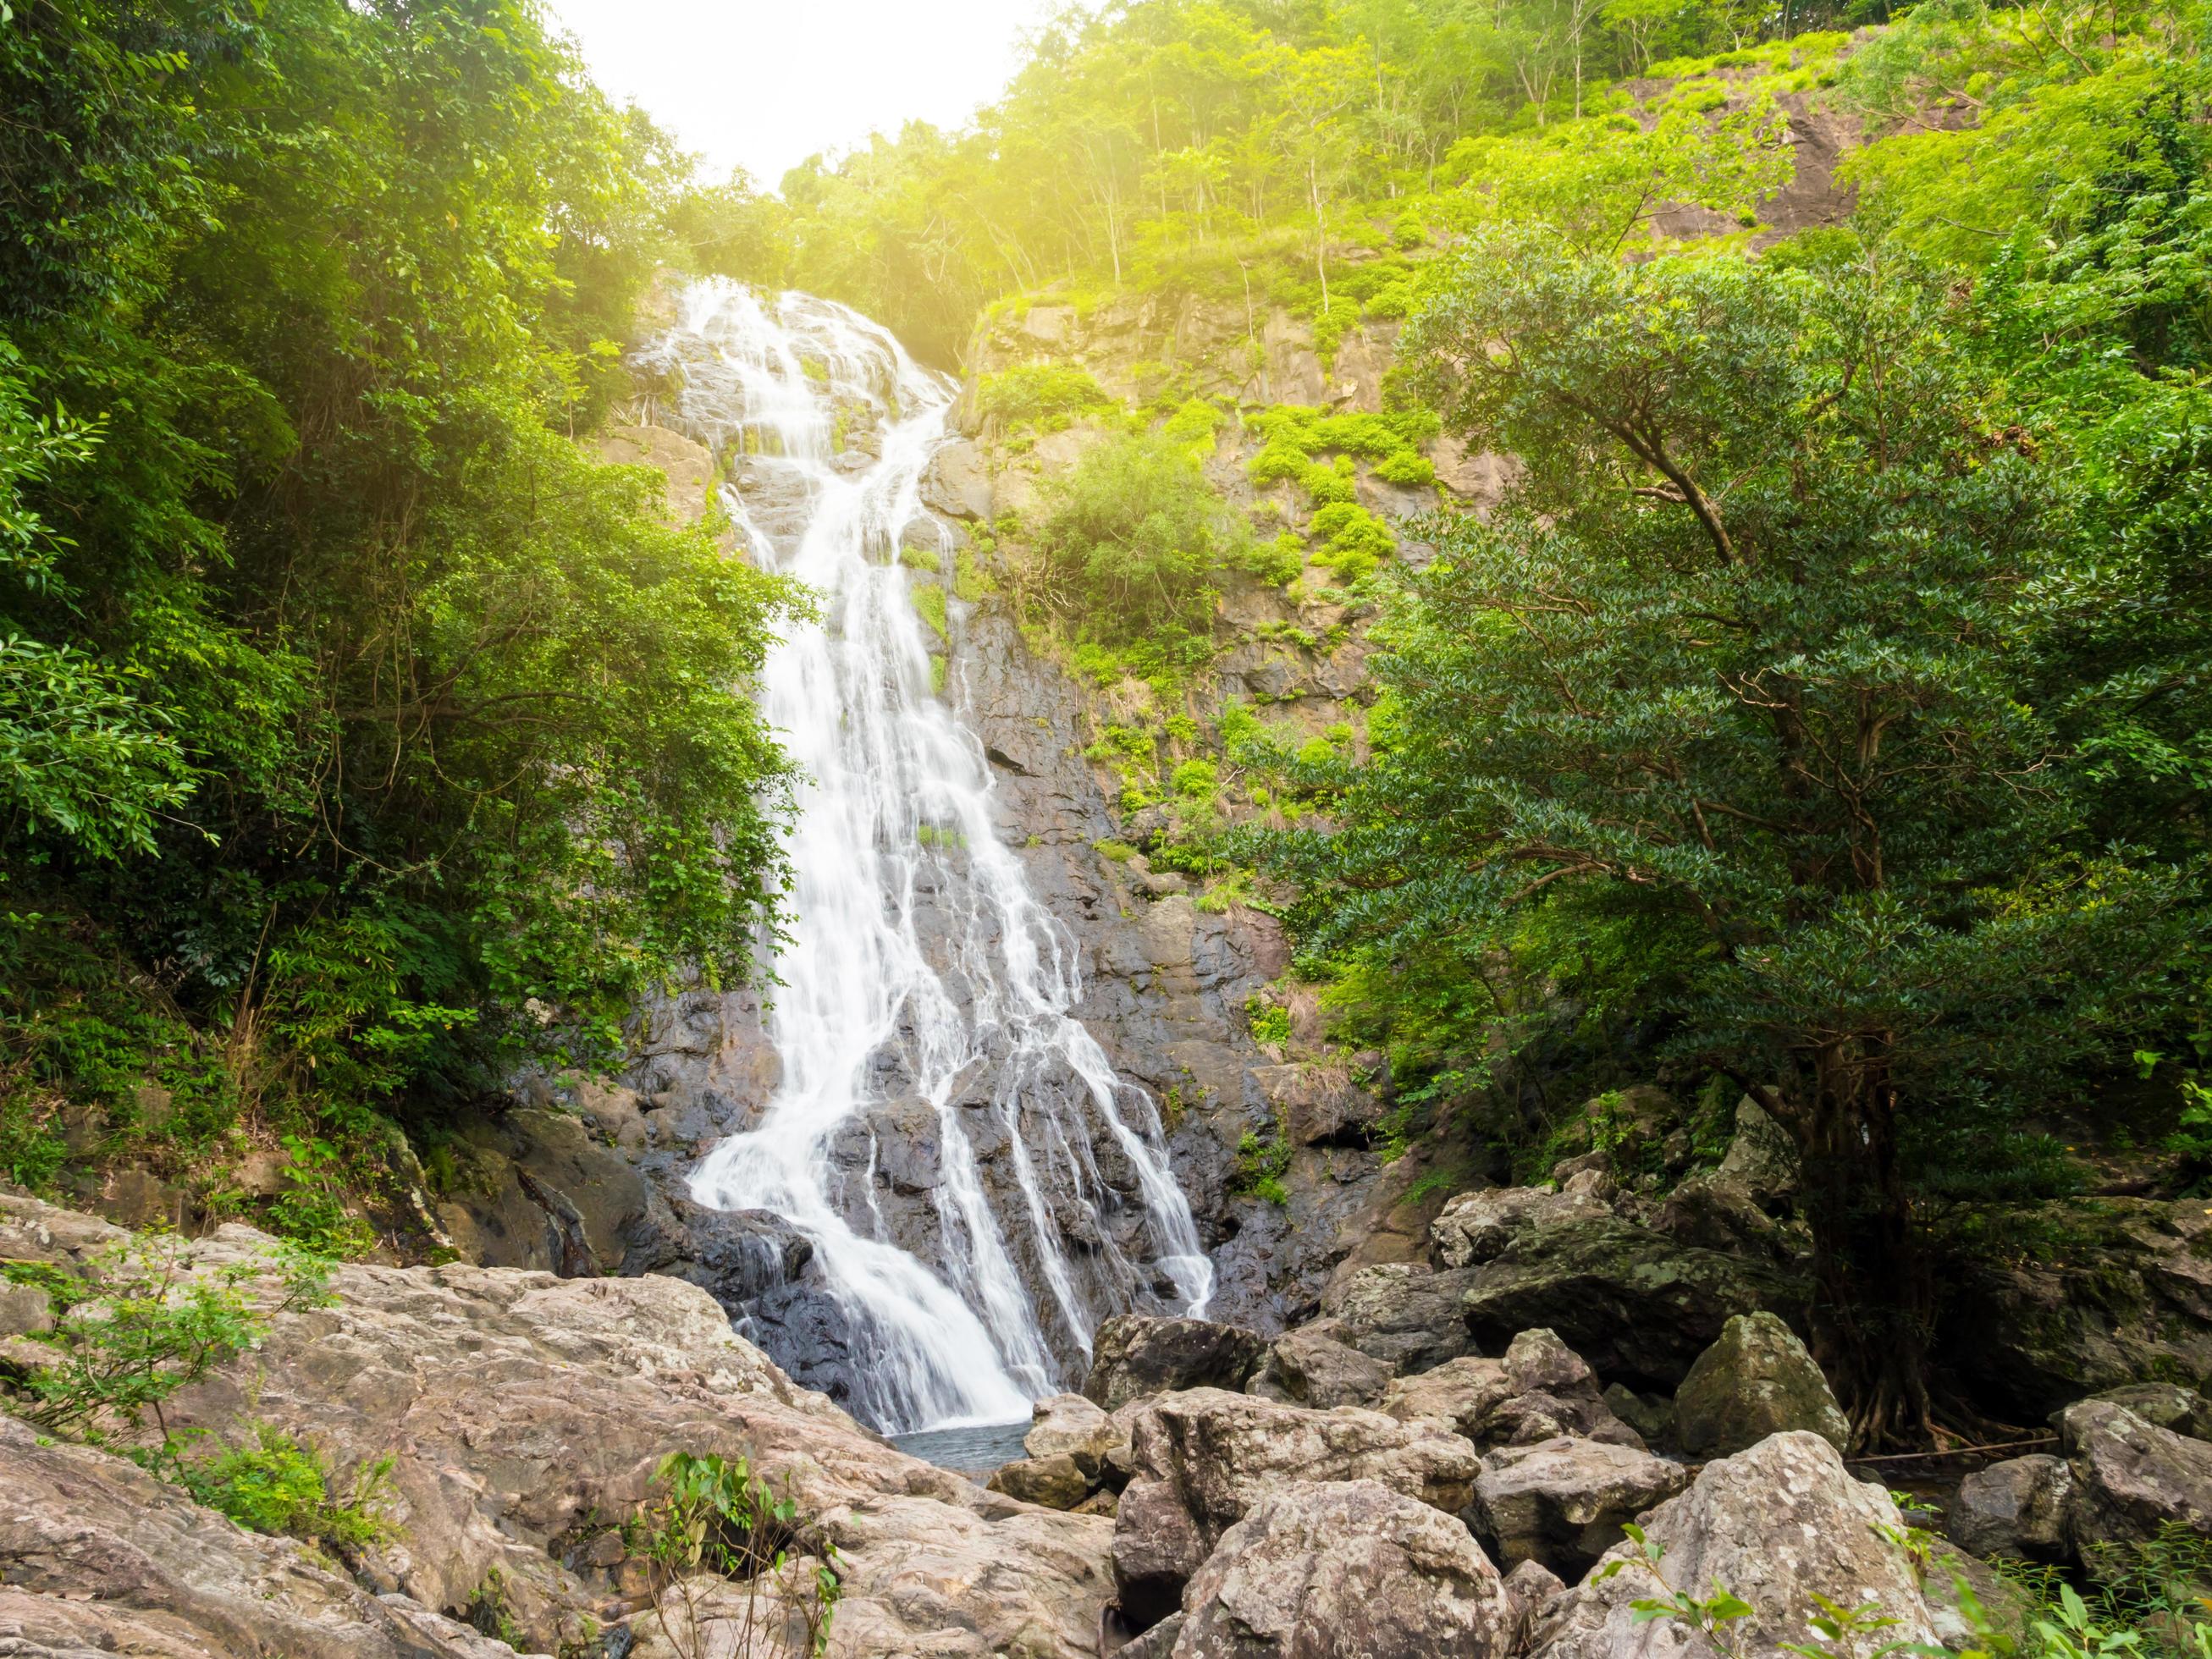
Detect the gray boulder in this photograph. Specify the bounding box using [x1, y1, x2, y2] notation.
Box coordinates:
[1328, 1261, 1479, 1374]
[1503, 1559, 1569, 1655]
[1110, 1387, 1482, 1626]
[2087, 1381, 2212, 1441]
[989, 1452, 1092, 1510]
[1949, 1454, 2074, 1563]
[1174, 1479, 1516, 1658]
[1247, 1321, 1393, 1409]
[1472, 1436, 1690, 1576]
[1385, 1329, 1645, 1451]
[1084, 1314, 1270, 1410]
[1674, 1312, 1850, 1457]
[1464, 1217, 1796, 1387]
[1530, 1433, 1949, 1659]
[1025, 1391, 1125, 1479]
[0, 1411, 520, 1659]
[2060, 1398, 2212, 1553]
[1432, 1173, 1616, 1270]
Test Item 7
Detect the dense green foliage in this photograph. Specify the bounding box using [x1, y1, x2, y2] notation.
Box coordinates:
[1224, 0, 2212, 1441]
[676, 0, 1856, 360]
[2, 0, 800, 1228]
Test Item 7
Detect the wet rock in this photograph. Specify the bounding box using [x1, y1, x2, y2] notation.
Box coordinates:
[1432, 1174, 1616, 1270]
[0, 1411, 515, 1659]
[1472, 1436, 1690, 1577]
[2059, 1398, 2212, 1554]
[989, 1452, 1093, 1510]
[1246, 1321, 1392, 1409]
[1328, 1261, 1479, 1374]
[1084, 1313, 1270, 1410]
[1674, 1312, 1850, 1458]
[1110, 1386, 1481, 1626]
[1949, 1454, 2074, 1563]
[1531, 1434, 1948, 1659]
[1173, 1479, 1516, 1658]
[1463, 1216, 1795, 1388]
[1026, 1392, 1124, 1479]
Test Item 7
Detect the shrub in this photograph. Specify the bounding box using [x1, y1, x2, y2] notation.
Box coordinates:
[975, 365, 1115, 431]
[637, 1451, 841, 1659]
[174, 1424, 394, 1556]
[1033, 432, 1244, 646]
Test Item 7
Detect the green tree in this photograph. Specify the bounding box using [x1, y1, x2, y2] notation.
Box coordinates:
[1260, 229, 2194, 1443]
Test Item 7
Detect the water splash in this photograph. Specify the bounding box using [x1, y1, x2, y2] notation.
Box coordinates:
[648, 280, 1211, 1433]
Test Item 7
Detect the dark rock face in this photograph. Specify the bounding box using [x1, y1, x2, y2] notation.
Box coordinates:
[1461, 1216, 1799, 1388]
[1174, 1479, 1516, 1659]
[1083, 1314, 1270, 1410]
[1945, 1200, 2212, 1420]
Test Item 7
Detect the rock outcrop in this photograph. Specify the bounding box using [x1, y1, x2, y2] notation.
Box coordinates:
[1531, 1434, 1950, 1659]
[2058, 1397, 2212, 1555]
[1110, 1387, 1482, 1627]
[1673, 1311, 1850, 1457]
[1461, 1217, 1795, 1387]
[1327, 1261, 1479, 1373]
[1471, 1436, 1690, 1576]
[1174, 1479, 1516, 1658]
[1084, 1314, 1271, 1410]
[1948, 1453, 2075, 1563]
[0, 1411, 517, 1659]
[1245, 1320, 1393, 1408]
[0, 1195, 1119, 1658]
[1383, 1328, 1644, 1451]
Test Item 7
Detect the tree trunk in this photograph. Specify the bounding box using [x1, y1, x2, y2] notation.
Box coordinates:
[1796, 1046, 1937, 1450]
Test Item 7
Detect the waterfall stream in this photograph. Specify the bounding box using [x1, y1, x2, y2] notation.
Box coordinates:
[648, 280, 1212, 1433]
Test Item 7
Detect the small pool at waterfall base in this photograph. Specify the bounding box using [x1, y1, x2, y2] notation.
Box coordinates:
[889, 1418, 1034, 1479]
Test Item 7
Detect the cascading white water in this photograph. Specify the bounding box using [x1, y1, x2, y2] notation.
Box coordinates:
[654, 280, 1213, 1433]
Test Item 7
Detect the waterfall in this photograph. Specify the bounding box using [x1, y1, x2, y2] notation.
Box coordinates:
[648, 279, 1213, 1434]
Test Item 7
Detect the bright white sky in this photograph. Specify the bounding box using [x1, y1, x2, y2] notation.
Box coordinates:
[544, 0, 1054, 190]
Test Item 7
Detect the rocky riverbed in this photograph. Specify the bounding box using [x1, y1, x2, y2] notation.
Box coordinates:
[9, 1174, 2211, 1658]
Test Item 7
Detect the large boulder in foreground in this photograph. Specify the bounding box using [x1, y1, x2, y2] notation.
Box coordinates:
[1111, 1387, 1482, 1627]
[1472, 1436, 1690, 1576]
[1175, 1479, 1516, 1659]
[0, 1193, 1117, 1659]
[1674, 1312, 1850, 1458]
[2059, 1398, 2212, 1554]
[0, 1412, 513, 1659]
[1084, 1314, 1269, 1410]
[1463, 1216, 1796, 1387]
[1530, 1434, 1950, 1659]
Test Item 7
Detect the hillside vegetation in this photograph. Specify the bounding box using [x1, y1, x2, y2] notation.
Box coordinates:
[6, 0, 2212, 1462]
